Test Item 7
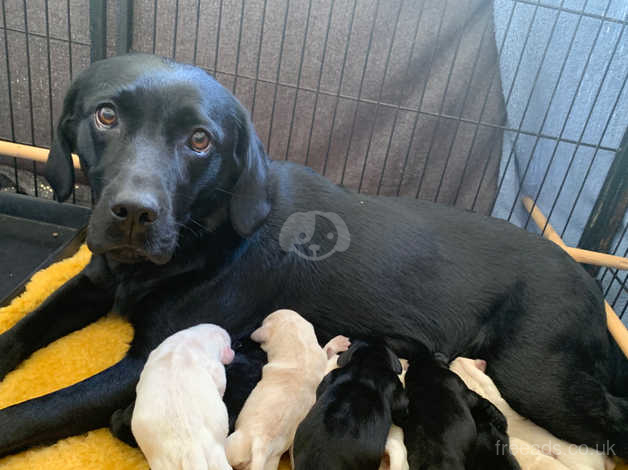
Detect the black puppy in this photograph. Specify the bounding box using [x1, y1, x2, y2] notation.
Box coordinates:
[0, 54, 626, 457]
[403, 353, 519, 470]
[292, 341, 408, 470]
[467, 397, 520, 470]
[109, 337, 266, 444]
[222, 337, 267, 433]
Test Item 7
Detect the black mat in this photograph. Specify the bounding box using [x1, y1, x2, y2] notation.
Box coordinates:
[0, 193, 90, 306]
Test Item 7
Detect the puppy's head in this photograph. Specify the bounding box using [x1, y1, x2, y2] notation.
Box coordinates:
[46, 54, 270, 266]
[171, 324, 234, 365]
[337, 341, 403, 375]
[250, 309, 316, 355]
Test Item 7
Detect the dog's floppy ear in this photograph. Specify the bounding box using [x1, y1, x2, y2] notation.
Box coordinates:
[230, 109, 271, 237]
[383, 345, 403, 375]
[45, 86, 78, 202]
[337, 341, 363, 368]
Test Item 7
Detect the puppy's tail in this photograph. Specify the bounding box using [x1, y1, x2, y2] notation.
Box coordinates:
[225, 431, 250, 468]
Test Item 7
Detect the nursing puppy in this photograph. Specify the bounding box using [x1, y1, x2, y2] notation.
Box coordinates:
[111, 337, 268, 440]
[132, 324, 235, 470]
[226, 309, 347, 470]
[450, 357, 615, 470]
[292, 341, 408, 470]
[404, 353, 519, 470]
[319, 341, 408, 470]
[223, 337, 267, 433]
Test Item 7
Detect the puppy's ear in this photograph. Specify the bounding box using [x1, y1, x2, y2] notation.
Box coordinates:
[45, 86, 78, 202]
[470, 394, 508, 433]
[230, 109, 271, 237]
[384, 346, 403, 375]
[337, 342, 361, 368]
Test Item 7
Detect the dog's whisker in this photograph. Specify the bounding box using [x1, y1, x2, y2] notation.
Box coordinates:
[214, 187, 262, 201]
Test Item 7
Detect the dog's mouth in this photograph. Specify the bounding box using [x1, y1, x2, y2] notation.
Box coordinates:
[102, 246, 173, 265]
[106, 247, 149, 264]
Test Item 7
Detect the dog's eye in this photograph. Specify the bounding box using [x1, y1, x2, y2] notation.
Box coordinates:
[95, 106, 117, 128]
[188, 130, 212, 153]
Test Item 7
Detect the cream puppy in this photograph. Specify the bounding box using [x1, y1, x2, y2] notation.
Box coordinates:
[450, 357, 615, 470]
[509, 437, 571, 470]
[132, 324, 235, 470]
[379, 424, 409, 470]
[226, 309, 348, 470]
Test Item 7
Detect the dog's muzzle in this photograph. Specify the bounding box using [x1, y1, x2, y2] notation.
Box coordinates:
[87, 189, 177, 265]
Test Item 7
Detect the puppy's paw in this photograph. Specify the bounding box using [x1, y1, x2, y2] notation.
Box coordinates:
[324, 335, 351, 358]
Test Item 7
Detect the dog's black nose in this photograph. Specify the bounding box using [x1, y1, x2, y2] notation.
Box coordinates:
[110, 198, 159, 225]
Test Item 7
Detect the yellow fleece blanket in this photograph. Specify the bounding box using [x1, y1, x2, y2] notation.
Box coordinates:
[0, 246, 624, 470]
[0, 245, 292, 470]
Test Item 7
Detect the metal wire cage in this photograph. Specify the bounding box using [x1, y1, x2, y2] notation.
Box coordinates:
[0, 0, 626, 316]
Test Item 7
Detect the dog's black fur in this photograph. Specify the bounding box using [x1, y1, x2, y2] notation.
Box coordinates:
[110, 401, 137, 447]
[403, 353, 520, 470]
[292, 341, 407, 470]
[223, 337, 267, 432]
[468, 396, 520, 470]
[109, 336, 266, 444]
[0, 54, 626, 457]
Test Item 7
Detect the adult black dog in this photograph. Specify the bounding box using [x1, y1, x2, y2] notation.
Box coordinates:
[0, 54, 626, 457]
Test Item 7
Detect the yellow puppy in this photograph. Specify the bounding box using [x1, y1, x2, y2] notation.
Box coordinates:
[450, 357, 615, 470]
[132, 324, 235, 470]
[226, 309, 347, 470]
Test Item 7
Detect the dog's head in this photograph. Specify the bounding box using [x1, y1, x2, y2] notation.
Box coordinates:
[337, 340, 403, 375]
[46, 54, 270, 265]
[250, 309, 317, 356]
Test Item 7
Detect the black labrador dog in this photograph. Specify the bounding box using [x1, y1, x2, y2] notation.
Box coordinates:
[0, 54, 626, 457]
[292, 341, 407, 470]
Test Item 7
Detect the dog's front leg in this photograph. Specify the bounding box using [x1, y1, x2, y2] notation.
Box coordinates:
[0, 258, 115, 380]
[0, 352, 145, 457]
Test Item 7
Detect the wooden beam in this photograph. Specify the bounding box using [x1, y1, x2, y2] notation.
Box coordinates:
[0, 140, 81, 170]
[522, 197, 628, 270]
[522, 196, 628, 358]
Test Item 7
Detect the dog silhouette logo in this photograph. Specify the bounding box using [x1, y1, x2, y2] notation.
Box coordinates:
[279, 211, 350, 261]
